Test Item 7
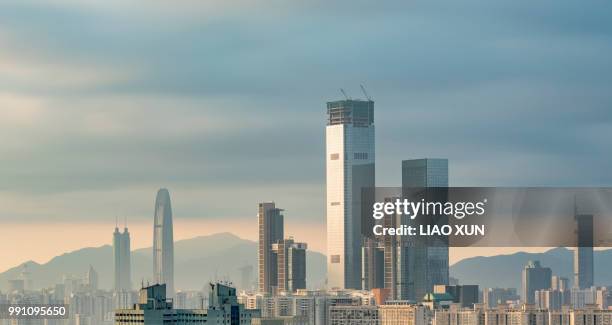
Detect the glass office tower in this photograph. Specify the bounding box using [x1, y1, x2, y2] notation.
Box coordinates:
[401, 158, 449, 300]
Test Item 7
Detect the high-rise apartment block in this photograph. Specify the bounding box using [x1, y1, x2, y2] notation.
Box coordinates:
[273, 238, 307, 293]
[258, 202, 308, 294]
[259, 202, 285, 294]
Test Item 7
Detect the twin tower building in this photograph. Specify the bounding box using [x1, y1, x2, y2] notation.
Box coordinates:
[113, 188, 175, 296]
[325, 98, 449, 300]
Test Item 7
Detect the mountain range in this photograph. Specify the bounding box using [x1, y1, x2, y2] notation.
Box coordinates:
[0, 232, 326, 292]
[2, 233, 611, 292]
[450, 247, 612, 289]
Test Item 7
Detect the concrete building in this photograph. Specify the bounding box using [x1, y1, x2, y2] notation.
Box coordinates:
[483, 288, 519, 308]
[379, 302, 429, 325]
[434, 285, 479, 308]
[552, 276, 570, 291]
[328, 305, 379, 325]
[484, 306, 549, 325]
[258, 202, 285, 294]
[434, 305, 484, 325]
[569, 308, 612, 325]
[535, 289, 565, 311]
[326, 99, 375, 290]
[115, 283, 259, 325]
[571, 287, 597, 309]
[115, 284, 206, 325]
[272, 238, 307, 293]
[239, 289, 375, 325]
[252, 316, 309, 325]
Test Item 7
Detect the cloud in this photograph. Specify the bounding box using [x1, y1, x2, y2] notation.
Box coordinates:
[0, 0, 611, 224]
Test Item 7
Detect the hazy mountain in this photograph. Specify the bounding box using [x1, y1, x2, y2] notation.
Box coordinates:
[450, 247, 612, 289]
[5, 237, 611, 294]
[0, 232, 326, 292]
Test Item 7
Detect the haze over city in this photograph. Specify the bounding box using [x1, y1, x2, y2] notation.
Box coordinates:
[1, 0, 612, 273]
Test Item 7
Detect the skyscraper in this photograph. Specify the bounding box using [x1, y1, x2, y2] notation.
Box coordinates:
[258, 202, 284, 294]
[153, 188, 174, 297]
[434, 284, 479, 308]
[272, 238, 307, 293]
[86, 265, 99, 292]
[574, 213, 594, 289]
[522, 260, 552, 304]
[239, 265, 254, 291]
[400, 158, 449, 301]
[326, 99, 375, 290]
[113, 225, 132, 291]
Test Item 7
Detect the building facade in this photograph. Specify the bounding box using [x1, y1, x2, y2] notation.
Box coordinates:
[113, 226, 131, 292]
[574, 213, 594, 289]
[258, 202, 285, 294]
[522, 261, 552, 304]
[152, 188, 174, 297]
[272, 238, 307, 293]
[400, 158, 450, 301]
[326, 99, 375, 290]
[115, 283, 259, 325]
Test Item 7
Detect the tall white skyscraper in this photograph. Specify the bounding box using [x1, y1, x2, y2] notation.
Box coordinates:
[326, 99, 375, 290]
[153, 188, 174, 297]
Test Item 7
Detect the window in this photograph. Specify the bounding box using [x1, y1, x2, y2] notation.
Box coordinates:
[330, 202, 340, 206]
[330, 153, 339, 160]
[331, 255, 341, 263]
[354, 152, 368, 160]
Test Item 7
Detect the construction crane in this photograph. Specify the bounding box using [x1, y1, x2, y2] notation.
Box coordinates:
[340, 88, 351, 100]
[360, 84, 373, 101]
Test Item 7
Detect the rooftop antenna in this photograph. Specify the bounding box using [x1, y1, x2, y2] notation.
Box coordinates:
[124, 216, 128, 229]
[115, 216, 118, 228]
[340, 88, 351, 100]
[574, 195, 578, 217]
[360, 84, 372, 101]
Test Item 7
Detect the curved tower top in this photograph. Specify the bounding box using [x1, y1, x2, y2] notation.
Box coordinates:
[153, 188, 174, 297]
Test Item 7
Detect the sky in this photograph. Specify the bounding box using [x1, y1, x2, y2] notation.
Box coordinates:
[1, 0, 612, 272]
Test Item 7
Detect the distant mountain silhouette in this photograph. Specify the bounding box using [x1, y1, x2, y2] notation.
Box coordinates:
[450, 247, 612, 289]
[5, 239, 611, 293]
[0, 232, 326, 292]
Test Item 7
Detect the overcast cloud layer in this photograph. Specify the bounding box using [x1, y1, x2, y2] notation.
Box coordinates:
[1, 0, 611, 224]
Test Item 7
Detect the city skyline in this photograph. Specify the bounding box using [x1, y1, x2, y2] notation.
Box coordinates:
[1, 1, 611, 324]
[2, 0, 611, 273]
